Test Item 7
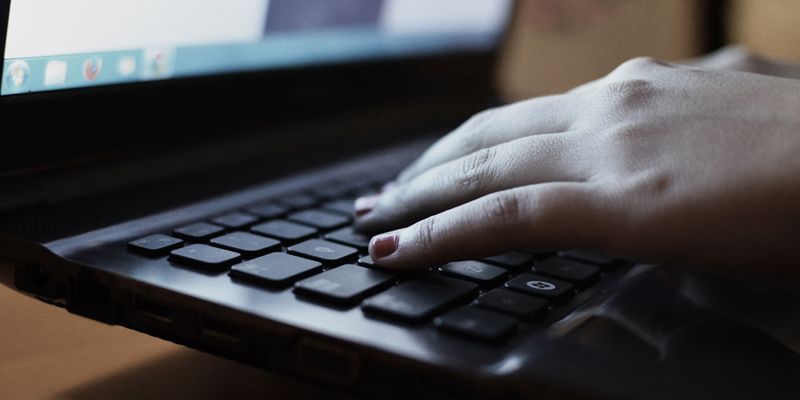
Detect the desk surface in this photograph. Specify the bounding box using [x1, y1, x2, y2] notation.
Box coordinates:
[0, 279, 353, 400]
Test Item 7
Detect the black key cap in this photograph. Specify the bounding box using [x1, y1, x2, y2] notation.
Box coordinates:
[559, 250, 618, 267]
[210, 232, 280, 258]
[211, 212, 259, 230]
[482, 252, 535, 270]
[505, 273, 574, 303]
[358, 255, 377, 268]
[173, 222, 225, 242]
[325, 227, 370, 250]
[230, 253, 322, 286]
[362, 275, 478, 322]
[288, 209, 350, 230]
[246, 202, 289, 219]
[475, 289, 548, 320]
[169, 244, 241, 270]
[434, 306, 517, 342]
[308, 182, 353, 200]
[295, 264, 393, 305]
[322, 199, 356, 215]
[127, 234, 183, 256]
[534, 257, 600, 286]
[251, 220, 317, 243]
[288, 239, 358, 264]
[274, 193, 318, 209]
[439, 261, 507, 287]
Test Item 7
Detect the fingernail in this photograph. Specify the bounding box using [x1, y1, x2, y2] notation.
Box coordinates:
[354, 194, 381, 217]
[371, 232, 399, 260]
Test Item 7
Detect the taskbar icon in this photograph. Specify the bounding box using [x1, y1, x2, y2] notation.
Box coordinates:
[142, 49, 175, 80]
[4, 60, 30, 92]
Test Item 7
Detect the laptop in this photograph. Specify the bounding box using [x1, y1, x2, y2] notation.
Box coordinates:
[1, 1, 798, 398]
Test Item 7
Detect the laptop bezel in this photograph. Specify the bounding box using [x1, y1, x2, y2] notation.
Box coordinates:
[0, 2, 509, 176]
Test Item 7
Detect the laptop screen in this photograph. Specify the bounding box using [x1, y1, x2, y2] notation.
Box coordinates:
[1, 0, 512, 96]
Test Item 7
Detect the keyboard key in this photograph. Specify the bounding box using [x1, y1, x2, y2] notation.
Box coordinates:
[475, 289, 548, 320]
[127, 234, 183, 256]
[482, 252, 535, 270]
[505, 274, 574, 303]
[246, 202, 289, 219]
[295, 264, 394, 305]
[288, 239, 358, 264]
[362, 275, 478, 322]
[173, 222, 225, 242]
[439, 261, 507, 287]
[288, 209, 350, 230]
[274, 192, 318, 209]
[559, 250, 618, 267]
[322, 199, 356, 215]
[230, 253, 322, 286]
[534, 257, 600, 286]
[308, 182, 354, 200]
[169, 244, 241, 270]
[210, 232, 280, 258]
[325, 227, 370, 250]
[358, 255, 377, 268]
[251, 220, 317, 243]
[211, 212, 259, 230]
[434, 306, 517, 342]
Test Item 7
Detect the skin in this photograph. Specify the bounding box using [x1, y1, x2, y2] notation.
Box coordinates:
[355, 47, 800, 280]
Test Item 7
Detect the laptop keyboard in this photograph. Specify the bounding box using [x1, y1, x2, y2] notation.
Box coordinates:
[127, 170, 623, 343]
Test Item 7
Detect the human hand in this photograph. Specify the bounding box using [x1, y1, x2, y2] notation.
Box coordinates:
[355, 57, 800, 278]
[685, 45, 800, 80]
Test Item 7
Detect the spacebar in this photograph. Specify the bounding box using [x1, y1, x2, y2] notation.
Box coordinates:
[361, 274, 478, 323]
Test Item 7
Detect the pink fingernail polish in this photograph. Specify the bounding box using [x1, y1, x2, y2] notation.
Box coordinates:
[371, 233, 399, 259]
[354, 194, 381, 217]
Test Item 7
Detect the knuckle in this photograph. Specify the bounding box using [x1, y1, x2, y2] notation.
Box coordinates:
[411, 217, 437, 253]
[591, 79, 660, 120]
[613, 57, 668, 75]
[482, 191, 523, 229]
[456, 146, 496, 193]
[602, 79, 658, 104]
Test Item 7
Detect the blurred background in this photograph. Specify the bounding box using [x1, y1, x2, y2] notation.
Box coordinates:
[499, 0, 800, 100]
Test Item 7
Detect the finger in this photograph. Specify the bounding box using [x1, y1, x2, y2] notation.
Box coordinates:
[355, 131, 591, 233]
[368, 183, 610, 271]
[396, 93, 577, 184]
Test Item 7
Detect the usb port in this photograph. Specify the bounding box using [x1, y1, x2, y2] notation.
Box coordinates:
[201, 317, 242, 345]
[132, 295, 174, 324]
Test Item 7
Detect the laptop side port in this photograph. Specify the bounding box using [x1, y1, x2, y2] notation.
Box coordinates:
[296, 337, 361, 386]
[200, 316, 244, 348]
[131, 294, 174, 324]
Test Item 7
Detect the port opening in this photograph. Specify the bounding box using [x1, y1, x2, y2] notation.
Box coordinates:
[297, 337, 361, 385]
[131, 295, 174, 324]
[200, 317, 243, 345]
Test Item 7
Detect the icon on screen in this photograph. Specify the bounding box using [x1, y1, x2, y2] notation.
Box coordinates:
[44, 60, 68, 86]
[4, 60, 30, 90]
[82, 57, 103, 81]
[117, 56, 137, 77]
[143, 49, 174, 80]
